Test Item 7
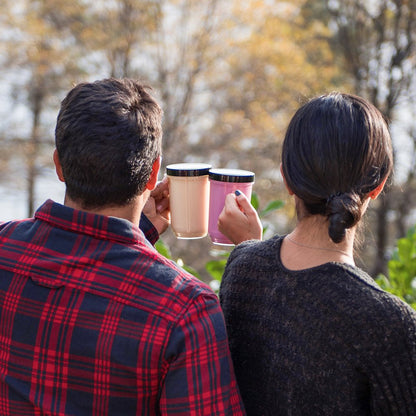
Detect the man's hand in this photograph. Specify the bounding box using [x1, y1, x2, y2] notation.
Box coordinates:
[143, 176, 170, 235]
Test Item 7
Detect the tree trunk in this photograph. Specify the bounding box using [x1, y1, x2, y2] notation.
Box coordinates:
[372, 192, 390, 276]
[27, 86, 43, 217]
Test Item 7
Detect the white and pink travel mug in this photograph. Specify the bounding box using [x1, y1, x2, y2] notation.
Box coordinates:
[166, 163, 212, 239]
[208, 168, 255, 245]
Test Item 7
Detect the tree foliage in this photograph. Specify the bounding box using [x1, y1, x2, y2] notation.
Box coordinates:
[0, 0, 86, 215]
[196, 0, 345, 224]
[376, 225, 416, 309]
[322, 0, 416, 275]
[0, 0, 415, 278]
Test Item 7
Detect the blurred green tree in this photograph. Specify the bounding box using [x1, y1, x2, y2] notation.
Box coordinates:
[321, 0, 416, 275]
[0, 0, 87, 216]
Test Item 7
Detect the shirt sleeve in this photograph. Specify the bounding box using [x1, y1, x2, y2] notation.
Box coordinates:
[369, 300, 416, 413]
[159, 292, 246, 415]
[139, 213, 159, 246]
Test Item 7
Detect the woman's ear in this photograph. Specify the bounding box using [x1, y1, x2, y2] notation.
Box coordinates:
[369, 177, 388, 200]
[280, 163, 294, 195]
[53, 149, 65, 182]
[145, 156, 161, 191]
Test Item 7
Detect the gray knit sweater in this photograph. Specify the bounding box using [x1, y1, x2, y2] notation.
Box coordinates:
[219, 235, 416, 415]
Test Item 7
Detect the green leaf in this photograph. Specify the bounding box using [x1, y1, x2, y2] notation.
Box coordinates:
[251, 192, 260, 211]
[155, 239, 171, 259]
[378, 225, 416, 309]
[397, 239, 413, 262]
[375, 274, 391, 290]
[406, 225, 416, 239]
[205, 259, 228, 282]
[260, 199, 284, 217]
[183, 264, 200, 278]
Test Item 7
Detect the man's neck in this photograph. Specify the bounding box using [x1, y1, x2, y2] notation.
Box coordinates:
[64, 193, 147, 226]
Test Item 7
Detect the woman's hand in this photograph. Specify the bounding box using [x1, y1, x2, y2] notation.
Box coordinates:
[143, 176, 170, 235]
[218, 190, 263, 245]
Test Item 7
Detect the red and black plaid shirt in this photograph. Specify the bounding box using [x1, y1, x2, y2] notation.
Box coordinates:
[0, 200, 245, 415]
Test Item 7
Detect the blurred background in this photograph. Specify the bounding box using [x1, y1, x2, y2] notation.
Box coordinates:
[1, 0, 416, 284]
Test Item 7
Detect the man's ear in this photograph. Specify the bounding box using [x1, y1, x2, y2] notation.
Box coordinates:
[280, 163, 294, 195]
[145, 156, 161, 191]
[53, 149, 65, 182]
[369, 177, 388, 200]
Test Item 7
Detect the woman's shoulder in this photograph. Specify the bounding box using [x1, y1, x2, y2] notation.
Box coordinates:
[229, 234, 283, 258]
[337, 264, 416, 341]
[222, 235, 284, 286]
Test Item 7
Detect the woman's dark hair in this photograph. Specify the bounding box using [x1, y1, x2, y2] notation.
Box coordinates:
[55, 78, 163, 209]
[281, 92, 393, 243]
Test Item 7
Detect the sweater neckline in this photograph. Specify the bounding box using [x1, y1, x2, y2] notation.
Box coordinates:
[276, 234, 355, 273]
[273, 235, 380, 290]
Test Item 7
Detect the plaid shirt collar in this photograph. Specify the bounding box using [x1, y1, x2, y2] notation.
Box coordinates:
[35, 199, 150, 247]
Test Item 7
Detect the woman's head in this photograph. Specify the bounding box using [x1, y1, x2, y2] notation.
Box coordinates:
[281, 92, 393, 243]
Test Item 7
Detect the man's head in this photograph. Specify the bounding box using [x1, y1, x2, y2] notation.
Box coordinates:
[55, 78, 163, 210]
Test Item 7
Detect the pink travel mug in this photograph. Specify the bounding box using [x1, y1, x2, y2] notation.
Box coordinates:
[208, 168, 255, 245]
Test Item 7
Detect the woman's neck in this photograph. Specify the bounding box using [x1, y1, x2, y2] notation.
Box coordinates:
[281, 215, 356, 270]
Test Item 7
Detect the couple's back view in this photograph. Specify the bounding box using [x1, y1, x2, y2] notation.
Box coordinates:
[0, 78, 414, 415]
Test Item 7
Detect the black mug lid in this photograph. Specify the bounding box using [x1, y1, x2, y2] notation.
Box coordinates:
[209, 168, 255, 183]
[166, 163, 212, 177]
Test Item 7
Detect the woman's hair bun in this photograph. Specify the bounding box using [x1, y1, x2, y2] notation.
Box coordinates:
[326, 193, 362, 243]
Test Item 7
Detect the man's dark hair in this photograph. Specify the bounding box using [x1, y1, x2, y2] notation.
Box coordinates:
[55, 78, 163, 209]
[282, 92, 393, 243]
